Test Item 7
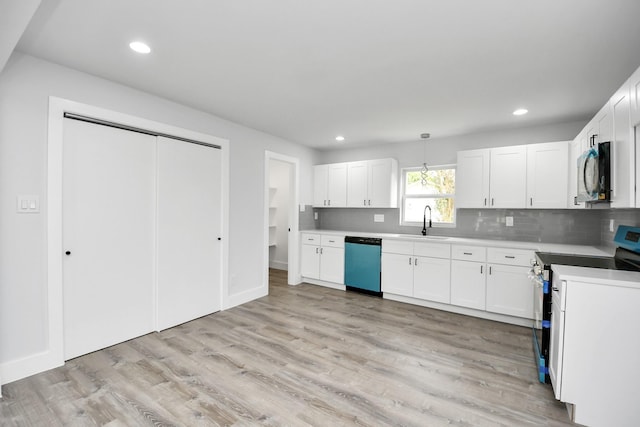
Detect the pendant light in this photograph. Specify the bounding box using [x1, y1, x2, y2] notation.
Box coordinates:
[420, 133, 430, 186]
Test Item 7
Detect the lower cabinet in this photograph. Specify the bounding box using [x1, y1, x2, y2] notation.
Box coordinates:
[485, 247, 536, 319]
[486, 264, 533, 318]
[381, 240, 451, 303]
[450, 246, 487, 310]
[413, 256, 451, 303]
[300, 233, 344, 284]
[450, 259, 486, 310]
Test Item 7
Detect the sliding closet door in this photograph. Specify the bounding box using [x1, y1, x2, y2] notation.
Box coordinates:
[156, 136, 222, 330]
[63, 119, 156, 360]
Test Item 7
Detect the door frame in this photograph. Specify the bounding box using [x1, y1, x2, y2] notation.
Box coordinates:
[264, 151, 300, 286]
[45, 96, 229, 369]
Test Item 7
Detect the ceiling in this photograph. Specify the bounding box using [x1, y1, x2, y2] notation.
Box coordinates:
[13, 0, 640, 149]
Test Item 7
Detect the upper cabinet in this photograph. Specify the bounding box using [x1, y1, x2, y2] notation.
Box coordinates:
[346, 158, 398, 208]
[568, 63, 640, 209]
[457, 142, 568, 209]
[313, 163, 347, 207]
[526, 141, 569, 208]
[314, 158, 398, 208]
[611, 82, 634, 208]
[456, 149, 491, 208]
[489, 145, 527, 208]
[568, 131, 586, 209]
[631, 67, 640, 207]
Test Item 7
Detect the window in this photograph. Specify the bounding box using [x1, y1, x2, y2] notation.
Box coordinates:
[401, 165, 456, 226]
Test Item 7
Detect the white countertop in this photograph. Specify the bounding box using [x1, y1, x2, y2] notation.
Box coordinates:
[551, 264, 640, 289]
[301, 229, 611, 257]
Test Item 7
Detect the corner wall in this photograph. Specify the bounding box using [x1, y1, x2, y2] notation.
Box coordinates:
[0, 52, 318, 383]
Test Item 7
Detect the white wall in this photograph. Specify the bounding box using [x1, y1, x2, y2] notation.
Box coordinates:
[318, 120, 586, 167]
[268, 159, 291, 270]
[0, 52, 317, 380]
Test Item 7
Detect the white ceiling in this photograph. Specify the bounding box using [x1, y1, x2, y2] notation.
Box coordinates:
[14, 0, 640, 149]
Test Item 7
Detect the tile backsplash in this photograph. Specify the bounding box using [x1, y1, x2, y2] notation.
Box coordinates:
[300, 207, 632, 246]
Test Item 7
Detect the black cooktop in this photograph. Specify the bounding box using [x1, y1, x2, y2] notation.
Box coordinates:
[536, 248, 640, 272]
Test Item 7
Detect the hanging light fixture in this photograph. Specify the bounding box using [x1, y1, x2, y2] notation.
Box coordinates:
[420, 133, 430, 186]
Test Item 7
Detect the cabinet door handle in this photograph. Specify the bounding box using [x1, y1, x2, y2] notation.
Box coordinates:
[505, 255, 515, 259]
[573, 196, 579, 206]
[530, 197, 533, 206]
[320, 248, 323, 254]
[489, 266, 492, 275]
[463, 252, 473, 255]
[480, 265, 483, 274]
[368, 199, 371, 206]
[409, 257, 412, 265]
[491, 198, 494, 206]
[328, 200, 331, 206]
[414, 258, 418, 266]
[315, 248, 319, 254]
[484, 198, 487, 206]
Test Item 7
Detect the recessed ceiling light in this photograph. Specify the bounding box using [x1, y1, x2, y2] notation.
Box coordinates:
[129, 41, 151, 54]
[513, 108, 528, 116]
[335, 136, 345, 142]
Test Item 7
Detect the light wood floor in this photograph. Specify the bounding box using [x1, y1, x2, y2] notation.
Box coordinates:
[1, 269, 574, 426]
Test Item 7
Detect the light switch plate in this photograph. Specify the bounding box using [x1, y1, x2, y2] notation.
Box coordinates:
[299, 204, 305, 212]
[17, 195, 40, 213]
[505, 216, 514, 227]
[374, 214, 385, 222]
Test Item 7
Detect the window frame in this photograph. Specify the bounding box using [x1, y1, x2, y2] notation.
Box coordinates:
[400, 164, 457, 227]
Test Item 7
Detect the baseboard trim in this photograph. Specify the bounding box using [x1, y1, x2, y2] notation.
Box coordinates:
[383, 293, 534, 328]
[269, 260, 288, 270]
[224, 285, 268, 310]
[1, 349, 64, 386]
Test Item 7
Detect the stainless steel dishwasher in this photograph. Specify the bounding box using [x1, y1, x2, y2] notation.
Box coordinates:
[344, 236, 382, 296]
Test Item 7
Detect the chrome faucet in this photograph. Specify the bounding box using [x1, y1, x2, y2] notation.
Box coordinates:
[422, 205, 432, 236]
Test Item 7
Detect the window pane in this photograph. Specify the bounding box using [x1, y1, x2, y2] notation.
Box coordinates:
[405, 168, 456, 195]
[404, 197, 455, 223]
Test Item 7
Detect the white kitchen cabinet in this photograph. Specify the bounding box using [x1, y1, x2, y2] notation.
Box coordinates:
[489, 145, 527, 208]
[610, 81, 635, 208]
[381, 240, 451, 302]
[632, 67, 640, 207]
[300, 233, 344, 284]
[450, 245, 486, 310]
[455, 149, 490, 208]
[313, 163, 347, 207]
[526, 141, 569, 208]
[457, 145, 535, 209]
[568, 133, 586, 209]
[486, 265, 533, 319]
[381, 252, 414, 296]
[550, 276, 640, 426]
[413, 256, 451, 303]
[347, 158, 398, 207]
[585, 102, 613, 146]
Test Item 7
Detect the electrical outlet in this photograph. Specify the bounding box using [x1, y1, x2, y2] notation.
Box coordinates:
[299, 204, 305, 212]
[505, 216, 514, 227]
[314, 212, 318, 220]
[609, 219, 615, 232]
[374, 214, 384, 222]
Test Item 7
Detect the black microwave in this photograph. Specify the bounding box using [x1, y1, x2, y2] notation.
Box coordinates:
[576, 140, 610, 203]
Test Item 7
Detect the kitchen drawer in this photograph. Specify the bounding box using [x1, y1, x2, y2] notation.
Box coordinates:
[414, 242, 451, 259]
[451, 245, 486, 262]
[301, 233, 321, 245]
[321, 235, 344, 248]
[487, 247, 535, 267]
[382, 239, 413, 255]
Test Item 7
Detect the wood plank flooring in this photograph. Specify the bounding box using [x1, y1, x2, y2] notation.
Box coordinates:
[1, 269, 574, 426]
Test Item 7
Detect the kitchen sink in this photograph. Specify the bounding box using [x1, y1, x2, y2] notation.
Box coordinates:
[420, 235, 449, 240]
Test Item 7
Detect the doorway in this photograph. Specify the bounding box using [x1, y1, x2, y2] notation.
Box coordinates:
[264, 151, 300, 287]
